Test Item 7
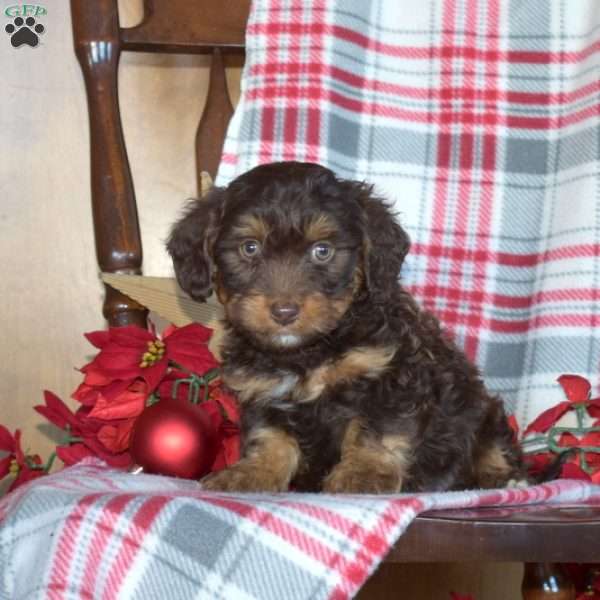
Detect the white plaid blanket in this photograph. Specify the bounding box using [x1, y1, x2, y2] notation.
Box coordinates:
[217, 0, 600, 429]
[1, 459, 599, 599]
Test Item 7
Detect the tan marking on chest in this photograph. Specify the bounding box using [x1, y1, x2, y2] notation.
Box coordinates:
[222, 370, 279, 404]
[223, 345, 396, 406]
[222, 369, 298, 405]
[301, 345, 397, 402]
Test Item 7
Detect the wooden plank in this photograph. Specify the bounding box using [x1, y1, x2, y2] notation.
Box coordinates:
[121, 0, 250, 53]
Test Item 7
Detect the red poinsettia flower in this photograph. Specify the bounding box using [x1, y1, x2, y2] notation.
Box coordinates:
[524, 452, 553, 478]
[558, 432, 580, 448]
[35, 390, 90, 431]
[34, 392, 131, 468]
[524, 375, 600, 435]
[96, 419, 137, 455]
[0, 426, 46, 492]
[81, 326, 169, 392]
[72, 378, 131, 407]
[82, 380, 150, 456]
[161, 324, 219, 374]
[12, 322, 234, 480]
[507, 414, 519, 442]
[561, 462, 592, 481]
[80, 324, 219, 393]
[88, 380, 149, 422]
[211, 418, 241, 472]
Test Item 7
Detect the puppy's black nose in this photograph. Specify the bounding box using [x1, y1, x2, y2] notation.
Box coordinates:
[270, 302, 300, 325]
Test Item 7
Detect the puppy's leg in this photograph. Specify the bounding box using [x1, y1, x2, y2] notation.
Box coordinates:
[323, 419, 411, 494]
[474, 401, 525, 489]
[474, 442, 525, 489]
[202, 427, 301, 492]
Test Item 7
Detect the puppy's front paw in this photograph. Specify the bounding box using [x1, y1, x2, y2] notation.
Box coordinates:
[201, 463, 288, 493]
[506, 478, 529, 489]
[323, 460, 402, 494]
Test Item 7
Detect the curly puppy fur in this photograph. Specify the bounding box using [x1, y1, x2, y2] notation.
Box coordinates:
[168, 161, 523, 493]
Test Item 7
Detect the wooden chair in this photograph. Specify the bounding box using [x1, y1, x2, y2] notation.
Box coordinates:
[71, 1, 600, 597]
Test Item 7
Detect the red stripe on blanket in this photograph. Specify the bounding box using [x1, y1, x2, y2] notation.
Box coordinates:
[47, 493, 106, 599]
[101, 496, 168, 599]
[411, 242, 600, 267]
[449, 0, 480, 357]
[205, 495, 359, 574]
[470, 0, 502, 357]
[427, 0, 458, 341]
[248, 85, 600, 130]
[281, 501, 377, 542]
[328, 498, 425, 600]
[409, 285, 600, 310]
[428, 310, 597, 334]
[253, 62, 600, 108]
[80, 494, 136, 599]
[248, 22, 600, 64]
[279, 499, 408, 560]
[305, 0, 327, 163]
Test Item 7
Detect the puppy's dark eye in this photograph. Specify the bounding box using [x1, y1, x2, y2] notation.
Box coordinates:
[240, 239, 261, 258]
[311, 242, 334, 263]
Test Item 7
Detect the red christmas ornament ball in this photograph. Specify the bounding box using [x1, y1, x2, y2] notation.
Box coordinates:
[130, 400, 218, 479]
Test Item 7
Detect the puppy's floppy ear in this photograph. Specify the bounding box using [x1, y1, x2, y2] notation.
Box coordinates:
[167, 188, 225, 301]
[352, 183, 410, 301]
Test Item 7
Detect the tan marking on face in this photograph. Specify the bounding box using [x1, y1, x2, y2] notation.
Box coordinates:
[226, 294, 273, 334]
[301, 346, 396, 402]
[214, 271, 230, 304]
[231, 214, 270, 242]
[304, 213, 338, 242]
[201, 427, 301, 492]
[299, 292, 336, 323]
[224, 291, 356, 349]
[323, 419, 408, 493]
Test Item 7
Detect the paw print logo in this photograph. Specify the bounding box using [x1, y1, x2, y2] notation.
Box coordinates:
[5, 16, 45, 48]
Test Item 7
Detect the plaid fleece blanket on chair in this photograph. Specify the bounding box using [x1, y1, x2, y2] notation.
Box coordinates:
[218, 0, 600, 429]
[1, 459, 599, 599]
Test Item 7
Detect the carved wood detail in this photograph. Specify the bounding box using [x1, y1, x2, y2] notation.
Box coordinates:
[196, 48, 234, 193]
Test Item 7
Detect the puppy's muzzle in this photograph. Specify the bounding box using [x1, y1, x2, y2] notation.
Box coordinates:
[270, 301, 300, 325]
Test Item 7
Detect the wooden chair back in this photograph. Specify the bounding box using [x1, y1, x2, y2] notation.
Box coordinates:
[70, 0, 250, 327]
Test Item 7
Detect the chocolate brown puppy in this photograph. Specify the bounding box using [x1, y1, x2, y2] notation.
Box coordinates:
[167, 161, 523, 493]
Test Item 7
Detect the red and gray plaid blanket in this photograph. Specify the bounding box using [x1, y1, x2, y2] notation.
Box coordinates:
[1, 459, 599, 599]
[218, 0, 600, 429]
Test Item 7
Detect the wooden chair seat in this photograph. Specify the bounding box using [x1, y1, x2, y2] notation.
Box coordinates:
[71, 0, 600, 595]
[392, 505, 600, 562]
